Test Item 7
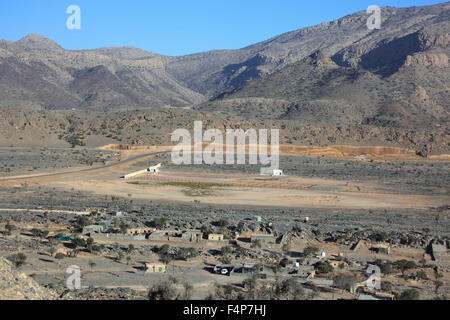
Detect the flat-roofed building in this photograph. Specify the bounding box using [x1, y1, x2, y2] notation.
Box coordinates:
[251, 234, 276, 245]
[208, 234, 224, 241]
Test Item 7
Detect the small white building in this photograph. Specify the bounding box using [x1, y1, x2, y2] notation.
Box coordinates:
[114, 211, 126, 217]
[271, 169, 284, 177]
[120, 163, 161, 179]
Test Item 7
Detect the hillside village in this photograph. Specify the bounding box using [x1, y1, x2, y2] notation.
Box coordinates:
[1, 198, 448, 300]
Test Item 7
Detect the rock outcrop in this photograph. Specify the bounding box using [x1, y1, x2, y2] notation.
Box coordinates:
[0, 256, 57, 300]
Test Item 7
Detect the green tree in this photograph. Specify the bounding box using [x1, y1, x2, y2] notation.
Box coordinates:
[71, 237, 86, 248]
[176, 247, 198, 261]
[151, 217, 168, 228]
[303, 246, 319, 257]
[120, 222, 128, 235]
[394, 260, 417, 276]
[74, 216, 91, 230]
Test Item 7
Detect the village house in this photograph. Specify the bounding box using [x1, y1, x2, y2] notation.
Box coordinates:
[144, 262, 168, 274]
[113, 211, 126, 218]
[251, 234, 277, 245]
[208, 234, 224, 241]
[82, 225, 103, 235]
[371, 243, 391, 255]
[181, 230, 203, 242]
[148, 229, 203, 243]
[148, 229, 179, 240]
[126, 227, 155, 236]
[328, 260, 349, 269]
[100, 220, 111, 231]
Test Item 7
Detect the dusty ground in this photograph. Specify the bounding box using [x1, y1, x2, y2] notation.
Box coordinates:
[0, 145, 448, 210]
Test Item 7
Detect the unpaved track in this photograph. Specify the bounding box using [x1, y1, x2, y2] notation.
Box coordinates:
[0, 151, 169, 182]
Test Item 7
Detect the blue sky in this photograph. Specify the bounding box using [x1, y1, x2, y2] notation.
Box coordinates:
[0, 0, 446, 56]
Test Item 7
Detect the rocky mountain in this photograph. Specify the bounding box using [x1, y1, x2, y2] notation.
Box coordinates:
[169, 2, 450, 99]
[0, 34, 204, 111]
[198, 3, 449, 129]
[0, 3, 448, 128]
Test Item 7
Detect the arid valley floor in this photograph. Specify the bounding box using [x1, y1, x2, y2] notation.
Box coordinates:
[0, 145, 448, 300]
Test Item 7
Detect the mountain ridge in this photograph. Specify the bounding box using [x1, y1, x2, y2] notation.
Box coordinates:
[0, 2, 448, 123]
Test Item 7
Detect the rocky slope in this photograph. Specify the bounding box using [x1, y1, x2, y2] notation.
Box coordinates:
[0, 256, 57, 300]
[198, 3, 449, 129]
[0, 108, 448, 156]
[168, 3, 450, 98]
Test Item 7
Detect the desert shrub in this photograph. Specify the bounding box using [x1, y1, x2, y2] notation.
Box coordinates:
[30, 228, 49, 238]
[416, 270, 428, 280]
[176, 247, 198, 261]
[151, 217, 168, 228]
[214, 219, 229, 228]
[251, 239, 261, 249]
[373, 259, 394, 275]
[119, 222, 128, 235]
[381, 281, 393, 293]
[315, 261, 334, 274]
[7, 253, 27, 267]
[333, 275, 358, 291]
[4, 222, 16, 235]
[65, 134, 85, 148]
[371, 231, 390, 242]
[399, 289, 420, 300]
[148, 280, 178, 300]
[394, 260, 417, 275]
[55, 253, 65, 260]
[220, 246, 233, 256]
